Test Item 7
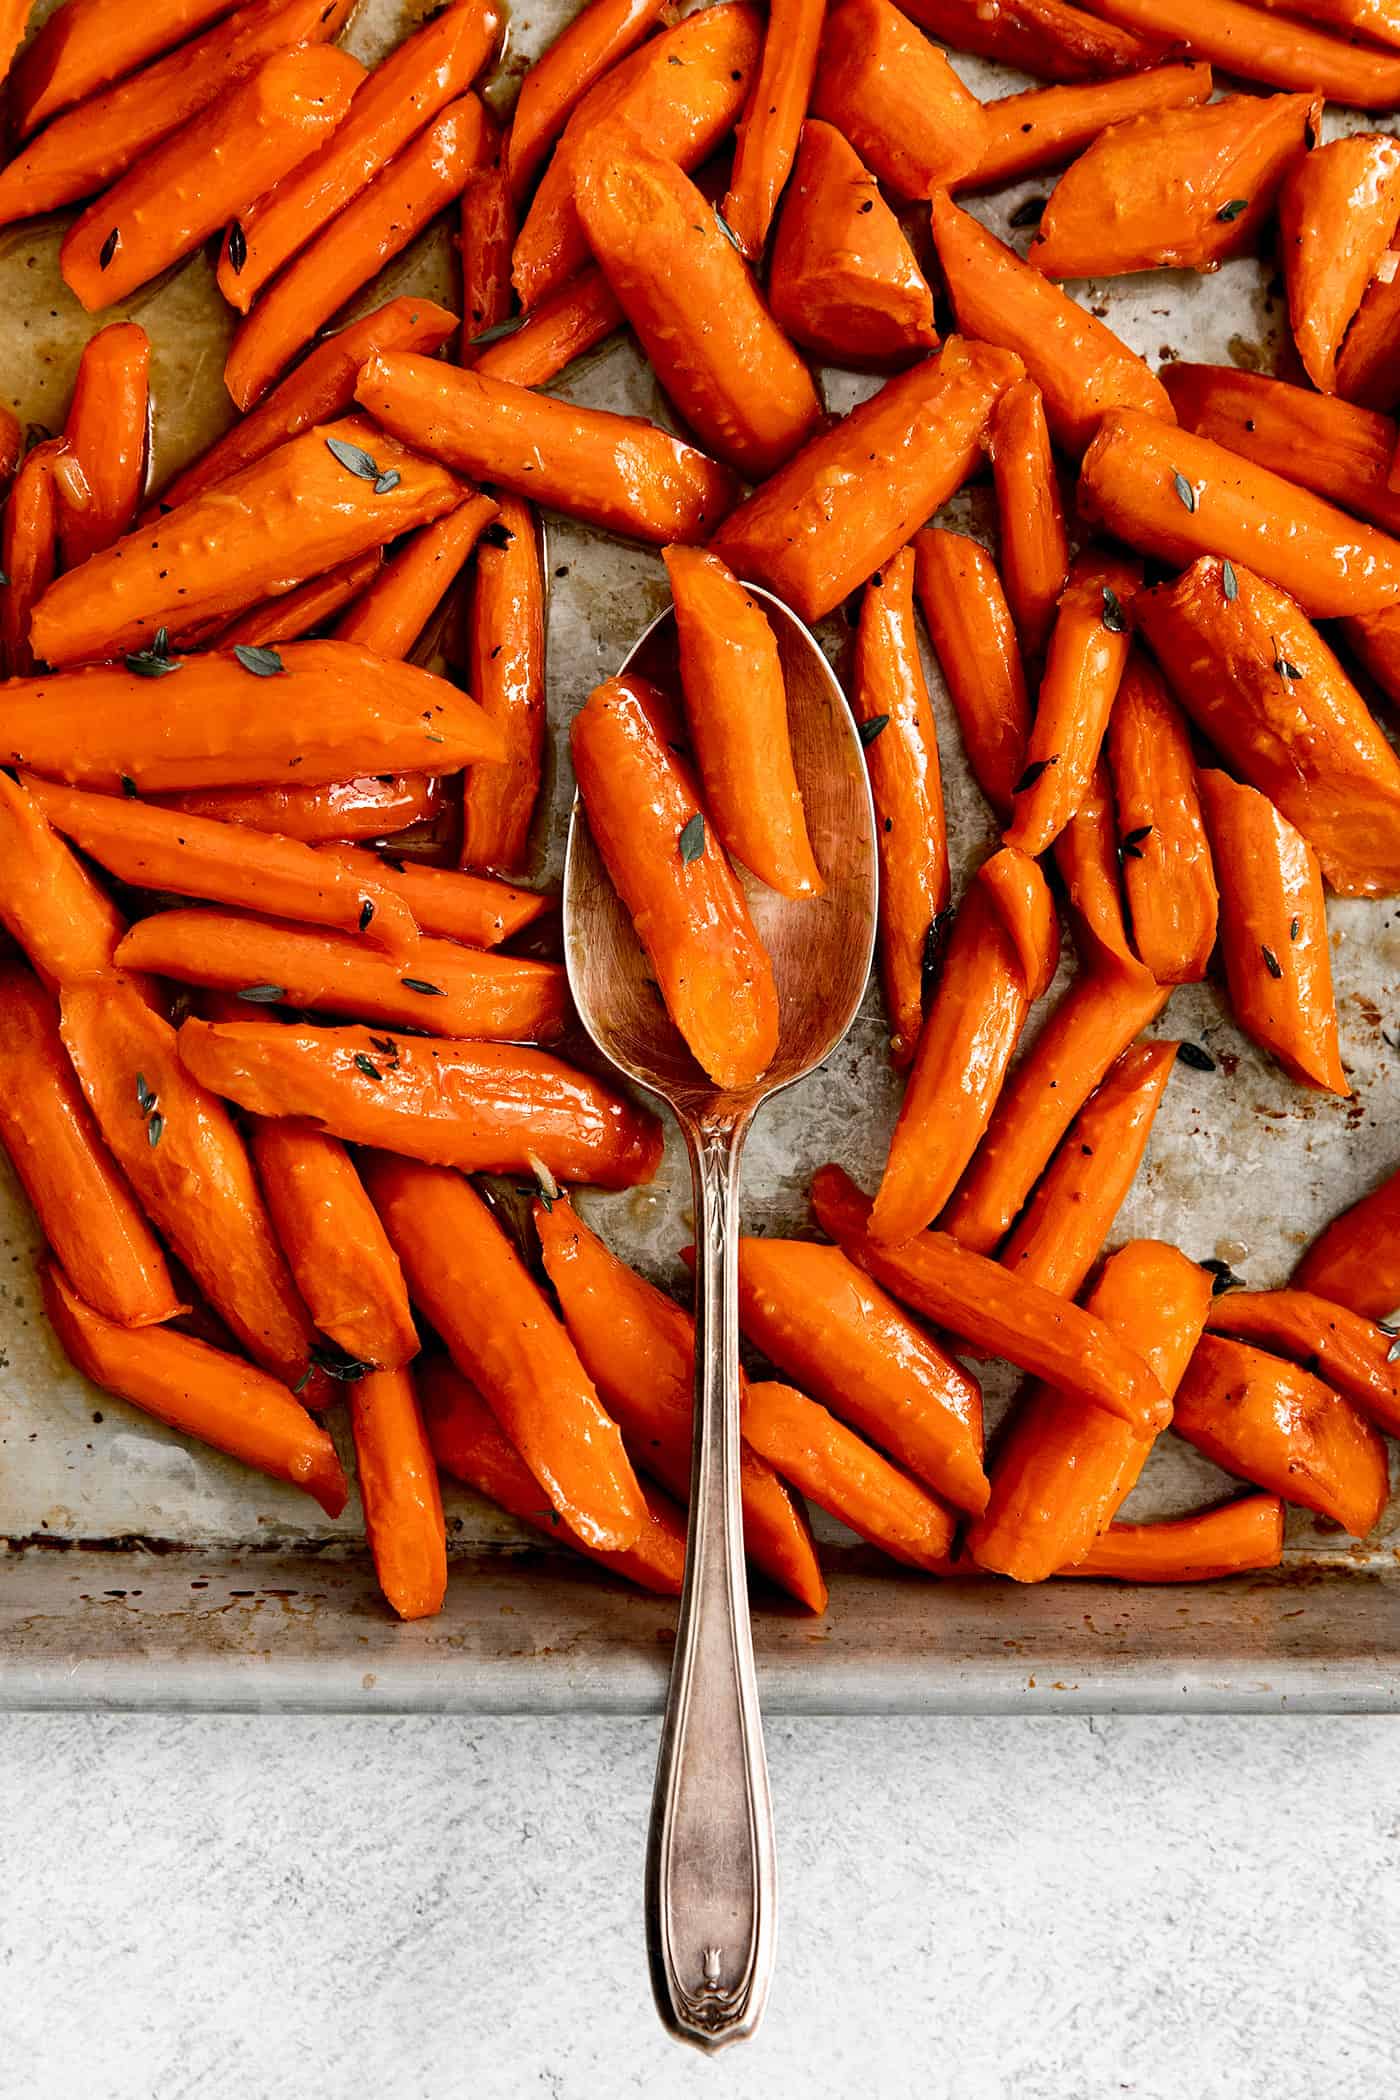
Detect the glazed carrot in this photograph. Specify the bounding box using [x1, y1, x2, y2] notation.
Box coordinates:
[332, 494, 496, 662]
[1000, 1041, 1178, 1297]
[1136, 557, 1400, 898]
[1, 439, 60, 679]
[1295, 1163, 1400, 1320]
[1173, 1333, 1389, 1536]
[0, 968, 181, 1327]
[251, 1122, 417, 1370]
[976, 847, 1061, 1004]
[941, 962, 1170, 1254]
[1105, 653, 1217, 984]
[356, 354, 739, 547]
[666, 545, 823, 901]
[1078, 409, 1400, 619]
[1279, 134, 1400, 395]
[318, 846, 550, 949]
[1250, 0, 1400, 38]
[814, 1163, 1172, 1435]
[571, 674, 779, 1091]
[363, 1153, 645, 1553]
[0, 771, 124, 986]
[461, 496, 545, 875]
[42, 1260, 346, 1514]
[471, 269, 623, 385]
[506, 0, 665, 205]
[177, 1018, 663, 1187]
[345, 1367, 445, 1619]
[224, 97, 494, 410]
[0, 643, 500, 792]
[574, 139, 821, 479]
[217, 0, 502, 314]
[534, 1194, 826, 1609]
[1004, 551, 1139, 858]
[766, 122, 938, 369]
[459, 166, 515, 353]
[966, 1239, 1211, 1581]
[23, 777, 418, 956]
[1338, 253, 1400, 411]
[811, 0, 987, 204]
[1072, 0, 1400, 104]
[957, 65, 1213, 194]
[12, 0, 237, 136]
[57, 323, 150, 570]
[1050, 761, 1135, 970]
[1339, 602, 1400, 706]
[743, 1381, 955, 1571]
[210, 553, 384, 649]
[731, 1234, 987, 1513]
[1030, 92, 1317, 280]
[511, 3, 761, 311]
[1196, 769, 1347, 1096]
[912, 529, 1029, 820]
[1064, 1498, 1285, 1581]
[721, 0, 825, 257]
[928, 194, 1174, 458]
[419, 1356, 687, 1598]
[0, 406, 19, 488]
[1206, 1289, 1400, 1437]
[711, 336, 1023, 624]
[852, 547, 948, 1064]
[163, 774, 442, 845]
[899, 0, 1162, 79]
[0, 0, 358, 226]
[988, 379, 1068, 667]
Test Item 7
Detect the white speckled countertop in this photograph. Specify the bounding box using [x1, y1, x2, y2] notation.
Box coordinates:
[2, 1714, 1395, 2096]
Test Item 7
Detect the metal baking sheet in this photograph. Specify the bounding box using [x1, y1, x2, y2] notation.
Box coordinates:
[2, 0, 1398, 1711]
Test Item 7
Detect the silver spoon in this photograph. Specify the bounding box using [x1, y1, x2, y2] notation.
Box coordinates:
[562, 584, 878, 2049]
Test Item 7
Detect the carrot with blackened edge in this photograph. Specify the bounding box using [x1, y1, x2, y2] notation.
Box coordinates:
[743, 1382, 956, 1571]
[58, 323, 149, 570]
[348, 1368, 445, 1620]
[721, 0, 825, 257]
[1206, 1289, 1400, 1437]
[899, 0, 1164, 79]
[471, 269, 623, 386]
[1063, 1497, 1285, 1581]
[1105, 653, 1217, 983]
[1295, 1162, 1400, 1322]
[989, 379, 1068, 666]
[332, 494, 497, 662]
[1279, 133, 1400, 395]
[1072, 0, 1400, 105]
[12, 0, 238, 136]
[811, 0, 988, 202]
[163, 774, 442, 845]
[0, 771, 125, 986]
[318, 846, 550, 949]
[460, 166, 515, 353]
[209, 553, 384, 650]
[1051, 760, 1135, 971]
[460, 496, 545, 876]
[506, 0, 666, 205]
[957, 66, 1213, 194]
[913, 530, 1029, 820]
[2, 439, 61, 678]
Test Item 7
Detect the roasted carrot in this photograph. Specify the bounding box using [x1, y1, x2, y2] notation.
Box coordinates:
[12, 0, 238, 137]
[471, 269, 623, 386]
[317, 846, 550, 949]
[966, 1239, 1211, 1581]
[177, 1018, 663, 1187]
[218, 0, 502, 313]
[57, 323, 150, 571]
[506, 0, 666, 205]
[1137, 557, 1400, 898]
[912, 529, 1029, 820]
[667, 545, 822, 902]
[1279, 133, 1400, 396]
[332, 493, 497, 662]
[1104, 655, 1216, 984]
[1295, 1162, 1400, 1321]
[811, 0, 988, 201]
[711, 336, 1022, 624]
[571, 674, 779, 1090]
[1336, 603, 1400, 710]
[814, 1163, 1172, 1435]
[989, 378, 1068, 667]
[345, 1367, 445, 1619]
[1246, 0, 1400, 44]
[743, 1381, 956, 1571]
[163, 774, 442, 845]
[1030, 92, 1317, 281]
[459, 165, 515, 353]
[1174, 1333, 1389, 1536]
[1195, 769, 1347, 1096]
[1064, 1498, 1285, 1581]
[209, 553, 385, 650]
[1079, 409, 1400, 619]
[454, 499, 546, 875]
[0, 406, 19, 489]
[0, 770, 124, 986]
[534, 1194, 826, 1610]
[574, 139, 821, 479]
[721, 0, 825, 257]
[899, 0, 1163, 79]
[1206, 1289, 1400, 1438]
[766, 121, 938, 369]
[1072, 0, 1400, 105]
[853, 545, 948, 1064]
[978, 849, 1062, 1005]
[957, 65, 1213, 194]
[0, 967, 181, 1327]
[1, 439, 60, 679]
[1051, 761, 1135, 971]
[1338, 249, 1400, 411]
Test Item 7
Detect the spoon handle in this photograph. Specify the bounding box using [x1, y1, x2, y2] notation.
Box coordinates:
[646, 1116, 775, 2051]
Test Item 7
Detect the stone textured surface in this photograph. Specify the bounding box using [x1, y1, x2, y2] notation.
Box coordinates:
[0, 1714, 1396, 2097]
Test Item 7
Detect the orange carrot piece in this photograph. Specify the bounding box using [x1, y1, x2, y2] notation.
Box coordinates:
[1105, 652, 1217, 983]
[0, 406, 19, 488]
[1338, 252, 1400, 411]
[12, 0, 237, 136]
[900, 0, 1163, 78]
[1050, 760, 1136, 970]
[163, 774, 442, 844]
[929, 192, 1174, 458]
[209, 552, 384, 649]
[666, 544, 823, 901]
[810, 0, 989, 201]
[989, 378, 1068, 667]
[0, 966, 181, 1327]
[1, 438, 60, 678]
[347, 1367, 445, 1619]
[332, 493, 496, 662]
[1196, 769, 1347, 1096]
[460, 495, 545, 875]
[912, 529, 1029, 820]
[571, 673, 779, 1090]
[506, 0, 666, 205]
[711, 336, 1023, 624]
[721, 0, 825, 257]
[317, 845, 550, 949]
[177, 1017, 663, 1187]
[58, 323, 150, 570]
[1247, 0, 1400, 44]
[743, 1380, 955, 1570]
[978, 847, 1062, 1003]
[1063, 1497, 1285, 1581]
[854, 545, 949, 1065]
[1295, 1163, 1400, 1322]
[471, 268, 623, 385]
[1073, 0, 1400, 104]
[459, 165, 515, 353]
[0, 770, 125, 986]
[1280, 132, 1400, 394]
[1206, 1288, 1400, 1438]
[957, 65, 1213, 194]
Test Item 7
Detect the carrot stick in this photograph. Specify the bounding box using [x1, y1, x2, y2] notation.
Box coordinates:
[471, 268, 623, 386]
[1196, 769, 1347, 1096]
[162, 773, 442, 844]
[1030, 92, 1317, 281]
[1205, 1288, 1400, 1438]
[1251, 0, 1400, 38]
[533, 1193, 826, 1609]
[814, 1163, 1172, 1434]
[1079, 409, 1400, 619]
[1338, 253, 1400, 411]
[574, 139, 821, 479]
[1064, 1497, 1285, 1581]
[731, 1233, 987, 1513]
[766, 120, 938, 369]
[1, 439, 60, 678]
[331, 493, 496, 662]
[899, 0, 1164, 79]
[23, 776, 419, 956]
[1105, 652, 1217, 984]
[1137, 555, 1400, 898]
[0, 642, 501, 792]
[58, 323, 149, 570]
[224, 96, 493, 410]
[1279, 133, 1400, 394]
[177, 1016, 663, 1186]
[356, 353, 740, 546]
[459, 165, 515, 354]
[1294, 1163, 1400, 1321]
[506, 0, 666, 205]
[988, 378, 1068, 666]
[0, 406, 19, 489]
[460, 495, 545, 875]
[912, 529, 1029, 820]
[711, 336, 1023, 624]
[571, 673, 779, 1090]
[12, 0, 237, 137]
[209, 553, 384, 650]
[957, 65, 1213, 194]
[977, 846, 1062, 1003]
[217, 0, 502, 314]
[666, 545, 823, 901]
[1073, 0, 1400, 104]
[929, 192, 1174, 457]
[252, 1121, 417, 1371]
[743, 1381, 955, 1571]
[419, 1355, 686, 1597]
[317, 846, 550, 949]
[1004, 551, 1139, 858]
[811, 0, 989, 201]
[0, 967, 182, 1326]
[853, 547, 949, 1064]
[720, 0, 825, 258]
[1174, 1333, 1389, 1536]
[1050, 761, 1134, 971]
[344, 1367, 445, 1619]
[0, 770, 124, 986]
